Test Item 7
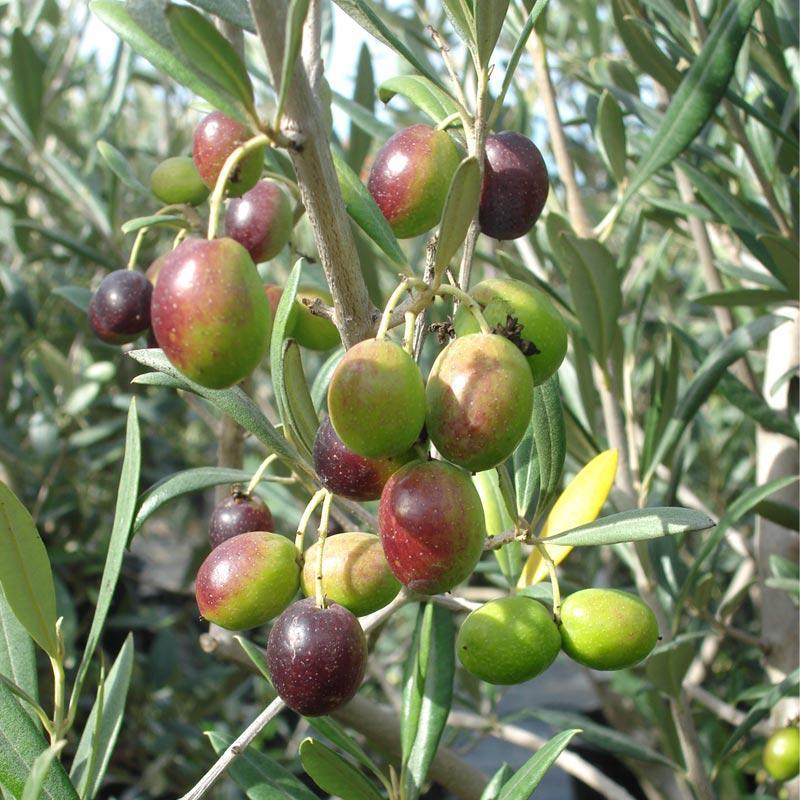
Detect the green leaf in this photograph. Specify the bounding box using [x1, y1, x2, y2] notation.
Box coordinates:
[10, 30, 44, 140]
[0, 483, 58, 659]
[0, 680, 78, 800]
[166, 3, 255, 117]
[270, 260, 303, 433]
[299, 739, 382, 800]
[310, 348, 344, 413]
[332, 91, 395, 141]
[12, 222, 116, 269]
[434, 157, 481, 279]
[307, 718, 386, 787]
[128, 349, 298, 462]
[331, 0, 449, 93]
[532, 375, 566, 520]
[645, 633, 701, 697]
[280, 340, 319, 458]
[596, 90, 627, 183]
[332, 149, 407, 267]
[564, 236, 622, 364]
[442, 0, 476, 50]
[206, 731, 318, 800]
[480, 764, 513, 800]
[497, 729, 582, 800]
[69, 401, 139, 714]
[90, 1, 246, 123]
[619, 0, 762, 213]
[186, 0, 255, 33]
[120, 214, 187, 234]
[693, 288, 792, 307]
[519, 708, 677, 768]
[0, 585, 38, 725]
[473, 469, 520, 587]
[276, 0, 310, 121]
[21, 742, 67, 800]
[546, 506, 715, 547]
[401, 603, 455, 800]
[347, 45, 375, 174]
[234, 636, 271, 681]
[758, 233, 800, 296]
[644, 314, 787, 482]
[70, 635, 134, 800]
[96, 141, 149, 196]
[377, 75, 460, 124]
[475, 0, 509, 67]
[513, 406, 540, 519]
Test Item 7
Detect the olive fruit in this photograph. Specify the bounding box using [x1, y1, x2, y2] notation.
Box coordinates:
[479, 132, 549, 240]
[150, 238, 271, 388]
[559, 588, 658, 671]
[192, 111, 264, 197]
[327, 338, 426, 458]
[457, 596, 561, 684]
[208, 489, 274, 549]
[454, 277, 567, 385]
[763, 727, 800, 782]
[267, 598, 367, 716]
[88, 269, 152, 345]
[224, 180, 292, 262]
[300, 532, 400, 616]
[367, 124, 461, 238]
[150, 156, 209, 206]
[379, 460, 485, 594]
[426, 333, 534, 471]
[195, 531, 299, 630]
[313, 416, 413, 501]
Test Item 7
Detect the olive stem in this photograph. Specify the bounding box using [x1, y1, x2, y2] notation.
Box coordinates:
[206, 133, 270, 241]
[49, 619, 67, 745]
[294, 488, 326, 552]
[427, 26, 474, 137]
[402, 311, 417, 354]
[435, 111, 464, 131]
[434, 284, 492, 334]
[172, 227, 189, 250]
[314, 491, 333, 608]
[126, 227, 148, 269]
[245, 454, 279, 496]
[534, 542, 562, 621]
[376, 277, 427, 340]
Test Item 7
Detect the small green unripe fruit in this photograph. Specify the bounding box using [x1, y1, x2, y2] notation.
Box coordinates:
[426, 333, 534, 471]
[457, 596, 561, 684]
[454, 278, 567, 385]
[195, 531, 300, 630]
[150, 156, 209, 206]
[301, 532, 400, 616]
[763, 727, 800, 782]
[559, 588, 658, 671]
[328, 338, 426, 458]
[293, 288, 341, 351]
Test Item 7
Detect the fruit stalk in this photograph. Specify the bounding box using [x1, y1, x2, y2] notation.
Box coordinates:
[314, 491, 333, 607]
[294, 488, 326, 552]
[244, 454, 278, 496]
[534, 541, 562, 620]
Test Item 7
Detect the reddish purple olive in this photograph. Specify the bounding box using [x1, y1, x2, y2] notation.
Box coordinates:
[367, 124, 461, 238]
[192, 111, 264, 197]
[479, 132, 549, 240]
[426, 333, 534, 471]
[313, 416, 413, 501]
[225, 179, 293, 262]
[208, 489, 274, 549]
[88, 269, 152, 344]
[195, 531, 300, 631]
[150, 237, 271, 388]
[267, 598, 367, 716]
[378, 460, 485, 594]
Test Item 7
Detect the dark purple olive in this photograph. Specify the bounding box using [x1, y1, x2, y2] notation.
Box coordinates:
[88, 269, 152, 344]
[208, 489, 274, 549]
[266, 598, 367, 716]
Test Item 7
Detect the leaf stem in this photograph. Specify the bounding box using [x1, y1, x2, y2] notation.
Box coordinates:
[245, 454, 279, 496]
[49, 619, 66, 744]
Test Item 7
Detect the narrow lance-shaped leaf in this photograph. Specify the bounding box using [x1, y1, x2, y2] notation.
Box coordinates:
[0, 484, 58, 659]
[434, 157, 481, 280]
[21, 742, 67, 800]
[377, 75, 461, 125]
[0, 584, 38, 721]
[186, 0, 255, 33]
[96, 141, 149, 196]
[531, 375, 567, 520]
[166, 4, 256, 119]
[545, 506, 715, 547]
[518, 449, 617, 587]
[299, 738, 383, 800]
[69, 400, 140, 714]
[347, 44, 375, 173]
[596, 90, 627, 183]
[442, 0, 476, 51]
[480, 764, 513, 800]
[270, 260, 303, 433]
[10, 30, 44, 140]
[280, 340, 319, 458]
[474, 469, 520, 588]
[276, 0, 311, 121]
[475, 0, 510, 67]
[618, 0, 762, 214]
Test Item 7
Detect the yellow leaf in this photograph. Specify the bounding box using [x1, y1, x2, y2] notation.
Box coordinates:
[517, 449, 618, 587]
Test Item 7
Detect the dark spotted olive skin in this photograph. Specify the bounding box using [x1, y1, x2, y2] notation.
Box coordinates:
[192, 111, 264, 197]
[378, 460, 485, 594]
[426, 333, 534, 472]
[88, 269, 153, 344]
[195, 531, 299, 630]
[267, 598, 367, 716]
[479, 132, 549, 240]
[313, 417, 413, 501]
[208, 491, 274, 549]
[367, 124, 460, 238]
[225, 180, 293, 262]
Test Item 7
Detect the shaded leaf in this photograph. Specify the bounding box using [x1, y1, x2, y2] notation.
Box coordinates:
[186, 0, 255, 32]
[0, 585, 38, 726]
[475, 0, 509, 67]
[299, 739, 382, 800]
[10, 30, 44, 140]
[596, 90, 627, 183]
[434, 157, 481, 279]
[276, 0, 311, 121]
[96, 141, 150, 196]
[497, 729, 581, 799]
